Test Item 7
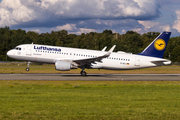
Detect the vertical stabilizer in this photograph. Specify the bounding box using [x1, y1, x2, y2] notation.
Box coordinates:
[138, 32, 171, 58]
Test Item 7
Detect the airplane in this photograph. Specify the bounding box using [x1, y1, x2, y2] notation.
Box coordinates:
[7, 31, 171, 76]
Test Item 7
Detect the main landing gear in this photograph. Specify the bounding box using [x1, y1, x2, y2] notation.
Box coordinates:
[26, 61, 30, 71]
[80, 68, 87, 76]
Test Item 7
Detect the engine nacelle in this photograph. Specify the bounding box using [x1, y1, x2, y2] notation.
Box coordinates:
[55, 61, 71, 71]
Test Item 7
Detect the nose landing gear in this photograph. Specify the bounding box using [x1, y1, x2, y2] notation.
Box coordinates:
[26, 61, 30, 71]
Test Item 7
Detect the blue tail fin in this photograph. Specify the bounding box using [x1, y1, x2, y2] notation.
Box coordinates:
[138, 31, 171, 58]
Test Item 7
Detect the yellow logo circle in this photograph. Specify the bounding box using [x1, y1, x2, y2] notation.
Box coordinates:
[154, 39, 166, 51]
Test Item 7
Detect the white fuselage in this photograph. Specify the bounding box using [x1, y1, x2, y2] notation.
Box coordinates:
[7, 44, 171, 70]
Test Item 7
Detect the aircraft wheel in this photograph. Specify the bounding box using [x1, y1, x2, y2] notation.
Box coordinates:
[26, 68, 30, 71]
[82, 71, 87, 76]
[80, 71, 87, 76]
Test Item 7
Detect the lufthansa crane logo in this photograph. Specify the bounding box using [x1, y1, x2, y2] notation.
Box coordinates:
[154, 39, 166, 51]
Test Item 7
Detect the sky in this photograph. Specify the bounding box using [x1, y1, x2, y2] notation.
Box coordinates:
[0, 0, 180, 37]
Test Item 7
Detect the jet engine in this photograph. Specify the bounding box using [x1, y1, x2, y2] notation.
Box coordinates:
[55, 60, 78, 71]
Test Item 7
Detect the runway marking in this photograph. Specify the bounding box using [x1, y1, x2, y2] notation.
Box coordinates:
[0, 74, 180, 81]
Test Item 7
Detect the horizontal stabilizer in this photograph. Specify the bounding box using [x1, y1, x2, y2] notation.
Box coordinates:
[150, 59, 171, 65]
[150, 59, 170, 63]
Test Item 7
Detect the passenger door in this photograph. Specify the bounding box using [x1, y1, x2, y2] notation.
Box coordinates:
[26, 45, 32, 56]
[135, 56, 140, 66]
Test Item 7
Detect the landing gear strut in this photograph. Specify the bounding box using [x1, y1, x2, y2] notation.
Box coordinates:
[80, 68, 87, 76]
[26, 61, 30, 71]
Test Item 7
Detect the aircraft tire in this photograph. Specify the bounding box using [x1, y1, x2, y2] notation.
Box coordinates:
[80, 71, 87, 76]
[26, 68, 30, 71]
[82, 71, 87, 76]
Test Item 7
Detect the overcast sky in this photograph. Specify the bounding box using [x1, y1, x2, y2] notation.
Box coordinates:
[0, 0, 180, 37]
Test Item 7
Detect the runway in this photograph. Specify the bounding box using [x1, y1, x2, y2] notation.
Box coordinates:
[0, 74, 180, 81]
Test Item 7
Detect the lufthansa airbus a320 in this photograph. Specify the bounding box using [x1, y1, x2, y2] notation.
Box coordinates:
[7, 31, 171, 76]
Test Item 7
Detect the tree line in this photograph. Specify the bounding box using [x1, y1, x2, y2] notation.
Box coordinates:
[0, 26, 180, 62]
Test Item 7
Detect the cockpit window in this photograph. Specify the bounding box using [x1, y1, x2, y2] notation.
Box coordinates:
[14, 47, 21, 50]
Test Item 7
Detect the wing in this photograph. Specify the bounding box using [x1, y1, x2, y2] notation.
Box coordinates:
[73, 45, 116, 67]
[101, 46, 107, 51]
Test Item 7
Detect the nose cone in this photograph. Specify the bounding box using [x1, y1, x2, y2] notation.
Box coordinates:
[7, 50, 12, 57]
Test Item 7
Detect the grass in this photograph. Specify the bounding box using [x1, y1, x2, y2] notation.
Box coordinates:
[0, 63, 180, 74]
[0, 81, 180, 119]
